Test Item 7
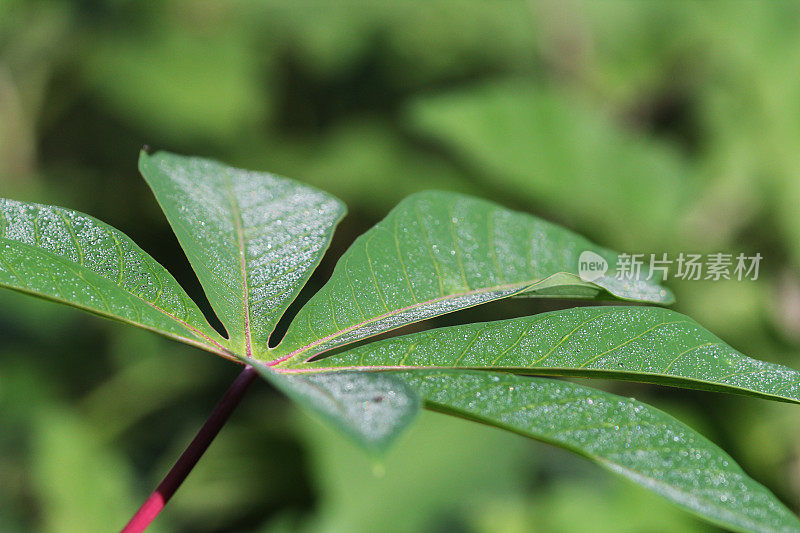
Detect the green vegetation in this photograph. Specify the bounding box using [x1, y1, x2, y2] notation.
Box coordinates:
[2, 2, 800, 532]
[3, 152, 800, 531]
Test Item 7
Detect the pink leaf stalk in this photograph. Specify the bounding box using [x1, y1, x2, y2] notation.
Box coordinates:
[121, 365, 258, 532]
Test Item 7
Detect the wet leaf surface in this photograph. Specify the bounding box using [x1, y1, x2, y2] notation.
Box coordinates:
[303, 305, 800, 403]
[0, 198, 227, 356]
[399, 370, 800, 533]
[139, 151, 345, 356]
[3, 152, 800, 532]
[273, 191, 671, 366]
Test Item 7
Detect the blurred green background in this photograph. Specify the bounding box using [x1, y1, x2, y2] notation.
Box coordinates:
[2, 1, 800, 531]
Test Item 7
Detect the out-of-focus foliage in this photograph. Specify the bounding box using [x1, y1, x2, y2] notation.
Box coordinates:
[407, 81, 693, 249]
[1, 1, 800, 531]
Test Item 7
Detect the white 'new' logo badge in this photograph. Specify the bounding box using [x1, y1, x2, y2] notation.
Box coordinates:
[578, 250, 608, 282]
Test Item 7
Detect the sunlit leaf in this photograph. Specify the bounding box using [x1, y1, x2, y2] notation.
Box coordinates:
[272, 191, 671, 366]
[0, 198, 227, 356]
[302, 305, 800, 403]
[400, 370, 800, 533]
[4, 151, 800, 531]
[138, 151, 346, 357]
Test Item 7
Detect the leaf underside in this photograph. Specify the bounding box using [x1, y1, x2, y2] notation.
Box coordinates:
[255, 368, 420, 453]
[3, 151, 799, 532]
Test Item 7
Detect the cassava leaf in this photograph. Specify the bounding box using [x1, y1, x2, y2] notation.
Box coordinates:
[253, 366, 419, 452]
[138, 151, 346, 357]
[272, 191, 672, 366]
[400, 370, 800, 533]
[5, 152, 799, 532]
[0, 198, 228, 356]
[299, 306, 800, 404]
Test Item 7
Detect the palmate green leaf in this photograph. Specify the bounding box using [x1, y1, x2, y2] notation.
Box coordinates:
[396, 370, 800, 533]
[0, 198, 228, 357]
[271, 191, 672, 366]
[137, 152, 421, 451]
[5, 153, 800, 531]
[138, 151, 346, 357]
[299, 306, 800, 404]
